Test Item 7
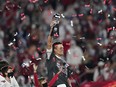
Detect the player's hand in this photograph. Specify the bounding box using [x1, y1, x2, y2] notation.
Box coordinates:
[58, 66, 63, 74]
[50, 20, 56, 29]
[33, 63, 38, 73]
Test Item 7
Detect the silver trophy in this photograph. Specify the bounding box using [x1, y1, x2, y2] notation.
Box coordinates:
[52, 13, 61, 39]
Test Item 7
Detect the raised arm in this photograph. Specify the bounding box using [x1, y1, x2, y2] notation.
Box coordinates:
[47, 20, 56, 50]
[33, 63, 41, 87]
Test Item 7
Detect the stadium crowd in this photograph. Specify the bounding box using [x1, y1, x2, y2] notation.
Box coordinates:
[0, 0, 116, 87]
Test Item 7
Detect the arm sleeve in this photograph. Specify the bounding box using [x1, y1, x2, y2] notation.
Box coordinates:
[46, 48, 52, 60]
[0, 80, 5, 87]
[48, 73, 59, 87]
[11, 77, 20, 87]
[34, 72, 40, 87]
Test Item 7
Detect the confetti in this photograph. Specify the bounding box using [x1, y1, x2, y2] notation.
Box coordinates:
[28, 33, 30, 37]
[108, 0, 112, 4]
[13, 38, 16, 42]
[85, 4, 90, 7]
[81, 46, 85, 48]
[100, 58, 104, 61]
[113, 26, 115, 30]
[113, 7, 116, 11]
[103, 0, 106, 4]
[32, 55, 35, 59]
[22, 63, 29, 67]
[12, 45, 18, 50]
[107, 48, 110, 51]
[108, 14, 110, 17]
[61, 14, 65, 18]
[41, 50, 46, 54]
[17, 5, 21, 9]
[107, 27, 112, 32]
[37, 47, 41, 51]
[99, 19, 102, 23]
[44, 0, 48, 3]
[85, 66, 89, 69]
[68, 50, 71, 54]
[48, 10, 53, 16]
[14, 32, 18, 36]
[54, 33, 59, 37]
[114, 41, 116, 43]
[5, 6, 10, 10]
[29, 0, 38, 3]
[73, 54, 78, 57]
[90, 9, 93, 14]
[6, 0, 10, 3]
[29, 61, 32, 63]
[72, 36, 77, 38]
[78, 14, 84, 17]
[110, 36, 114, 39]
[21, 13, 24, 16]
[70, 20, 73, 26]
[38, 5, 43, 12]
[72, 14, 77, 17]
[107, 58, 109, 60]
[35, 53, 39, 58]
[80, 37, 85, 40]
[98, 10, 103, 13]
[21, 13, 26, 20]
[66, 43, 70, 46]
[21, 16, 26, 20]
[36, 58, 41, 60]
[18, 40, 22, 45]
[96, 38, 102, 40]
[110, 50, 113, 54]
[32, 36, 37, 40]
[97, 42, 102, 46]
[12, 4, 15, 7]
[8, 42, 13, 46]
[82, 56, 85, 61]
[113, 18, 116, 20]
